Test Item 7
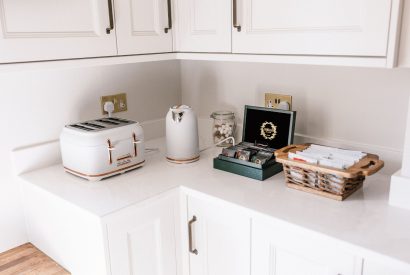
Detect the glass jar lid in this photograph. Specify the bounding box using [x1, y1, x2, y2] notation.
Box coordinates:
[210, 111, 235, 119]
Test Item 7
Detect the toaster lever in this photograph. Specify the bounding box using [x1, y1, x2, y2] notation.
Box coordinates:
[107, 139, 115, 165]
[132, 133, 142, 157]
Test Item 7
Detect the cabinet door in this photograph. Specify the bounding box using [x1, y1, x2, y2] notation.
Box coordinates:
[252, 219, 363, 275]
[187, 196, 250, 275]
[107, 194, 178, 275]
[363, 259, 410, 275]
[177, 0, 232, 52]
[233, 0, 393, 56]
[0, 0, 117, 63]
[115, 0, 173, 54]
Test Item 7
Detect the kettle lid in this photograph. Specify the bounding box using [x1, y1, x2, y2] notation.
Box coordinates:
[169, 105, 193, 123]
[170, 105, 191, 111]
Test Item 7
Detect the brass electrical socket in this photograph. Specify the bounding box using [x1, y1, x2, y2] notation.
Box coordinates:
[265, 93, 292, 110]
[100, 93, 128, 115]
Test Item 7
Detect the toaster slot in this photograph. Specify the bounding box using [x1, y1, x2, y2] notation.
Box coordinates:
[81, 122, 105, 129]
[65, 117, 137, 133]
[69, 124, 94, 131]
[106, 117, 131, 124]
[96, 119, 120, 125]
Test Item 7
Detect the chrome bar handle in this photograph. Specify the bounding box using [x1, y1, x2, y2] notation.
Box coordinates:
[164, 0, 173, 33]
[188, 216, 198, 255]
[233, 0, 241, 32]
[106, 0, 114, 34]
[107, 139, 115, 164]
[132, 133, 142, 157]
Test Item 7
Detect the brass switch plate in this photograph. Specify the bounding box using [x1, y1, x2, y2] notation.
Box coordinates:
[265, 93, 292, 110]
[100, 93, 128, 115]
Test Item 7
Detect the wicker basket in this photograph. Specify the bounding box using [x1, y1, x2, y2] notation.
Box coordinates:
[275, 144, 384, 201]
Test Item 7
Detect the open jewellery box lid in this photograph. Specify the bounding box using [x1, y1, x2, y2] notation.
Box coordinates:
[242, 105, 296, 150]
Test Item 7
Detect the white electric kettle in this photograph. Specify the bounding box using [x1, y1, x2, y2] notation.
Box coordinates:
[166, 105, 200, 164]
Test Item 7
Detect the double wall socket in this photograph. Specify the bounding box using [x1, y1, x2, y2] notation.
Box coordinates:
[265, 93, 292, 110]
[101, 93, 128, 115]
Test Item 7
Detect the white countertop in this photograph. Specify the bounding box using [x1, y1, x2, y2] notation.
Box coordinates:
[20, 138, 410, 267]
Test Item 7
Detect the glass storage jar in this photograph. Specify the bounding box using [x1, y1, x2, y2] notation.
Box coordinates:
[211, 111, 236, 147]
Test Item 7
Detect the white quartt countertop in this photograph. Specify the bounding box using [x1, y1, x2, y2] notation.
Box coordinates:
[20, 138, 410, 268]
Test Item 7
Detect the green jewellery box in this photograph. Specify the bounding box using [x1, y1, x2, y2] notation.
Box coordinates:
[213, 105, 296, 181]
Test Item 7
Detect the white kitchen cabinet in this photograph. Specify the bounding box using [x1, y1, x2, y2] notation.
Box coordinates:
[363, 259, 410, 275]
[114, 0, 173, 55]
[251, 218, 363, 275]
[176, 0, 232, 52]
[0, 0, 118, 63]
[187, 196, 251, 275]
[232, 0, 394, 57]
[106, 193, 179, 275]
[398, 0, 410, 67]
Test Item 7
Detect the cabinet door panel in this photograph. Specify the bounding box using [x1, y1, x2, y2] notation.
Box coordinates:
[233, 0, 392, 56]
[252, 219, 363, 275]
[363, 259, 410, 275]
[107, 195, 178, 275]
[115, 0, 173, 54]
[0, 0, 117, 63]
[188, 196, 250, 275]
[177, 0, 231, 52]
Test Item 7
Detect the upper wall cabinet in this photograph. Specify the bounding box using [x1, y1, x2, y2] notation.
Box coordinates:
[232, 0, 394, 57]
[398, 1, 410, 67]
[0, 0, 118, 63]
[0, 0, 175, 63]
[114, 0, 173, 55]
[176, 0, 232, 52]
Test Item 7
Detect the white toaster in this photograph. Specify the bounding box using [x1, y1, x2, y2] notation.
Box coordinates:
[60, 117, 145, 181]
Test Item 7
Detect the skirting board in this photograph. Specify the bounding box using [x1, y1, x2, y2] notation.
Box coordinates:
[11, 117, 402, 176]
[389, 170, 410, 210]
[11, 118, 166, 176]
[11, 140, 61, 176]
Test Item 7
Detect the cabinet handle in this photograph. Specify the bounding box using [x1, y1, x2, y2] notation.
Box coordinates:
[188, 216, 198, 255]
[164, 0, 173, 33]
[106, 0, 114, 34]
[233, 0, 241, 32]
[107, 139, 115, 164]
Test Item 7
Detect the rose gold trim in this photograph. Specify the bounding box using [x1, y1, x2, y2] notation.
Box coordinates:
[166, 155, 200, 164]
[117, 160, 132, 167]
[64, 160, 145, 178]
[117, 154, 132, 161]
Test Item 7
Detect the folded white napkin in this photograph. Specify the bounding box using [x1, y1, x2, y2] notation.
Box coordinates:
[289, 145, 365, 170]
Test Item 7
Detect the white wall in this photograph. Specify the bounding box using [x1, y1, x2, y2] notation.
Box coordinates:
[181, 61, 410, 174]
[0, 61, 181, 253]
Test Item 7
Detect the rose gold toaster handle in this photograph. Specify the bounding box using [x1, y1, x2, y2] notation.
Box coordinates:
[132, 133, 142, 158]
[107, 139, 115, 165]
